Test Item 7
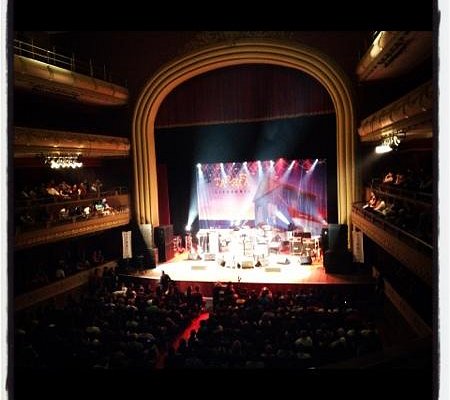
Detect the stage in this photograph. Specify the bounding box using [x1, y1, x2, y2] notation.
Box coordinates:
[123, 252, 374, 296]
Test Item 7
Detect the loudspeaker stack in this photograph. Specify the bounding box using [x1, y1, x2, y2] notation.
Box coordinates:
[322, 224, 353, 274]
[154, 225, 174, 263]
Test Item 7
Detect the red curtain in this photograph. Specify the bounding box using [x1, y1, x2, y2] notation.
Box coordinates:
[155, 64, 334, 128]
[157, 164, 171, 225]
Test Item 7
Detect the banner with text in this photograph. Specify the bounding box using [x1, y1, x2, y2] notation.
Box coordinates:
[122, 231, 133, 259]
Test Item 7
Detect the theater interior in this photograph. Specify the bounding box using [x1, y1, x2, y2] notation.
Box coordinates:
[7, 27, 438, 398]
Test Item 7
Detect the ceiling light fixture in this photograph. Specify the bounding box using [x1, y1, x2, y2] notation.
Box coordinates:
[42, 154, 83, 169]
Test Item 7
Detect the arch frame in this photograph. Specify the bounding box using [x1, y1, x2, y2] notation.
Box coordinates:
[132, 39, 357, 233]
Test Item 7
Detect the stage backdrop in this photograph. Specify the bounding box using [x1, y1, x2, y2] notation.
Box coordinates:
[197, 159, 327, 235]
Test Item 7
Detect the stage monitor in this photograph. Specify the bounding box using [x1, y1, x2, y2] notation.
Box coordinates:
[196, 159, 328, 236]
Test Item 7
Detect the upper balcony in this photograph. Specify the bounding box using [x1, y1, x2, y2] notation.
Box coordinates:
[14, 39, 129, 106]
[356, 31, 432, 82]
[358, 80, 432, 144]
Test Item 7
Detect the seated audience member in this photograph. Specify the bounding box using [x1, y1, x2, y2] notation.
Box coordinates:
[394, 173, 405, 186]
[373, 197, 386, 214]
[363, 192, 377, 209]
[382, 171, 394, 184]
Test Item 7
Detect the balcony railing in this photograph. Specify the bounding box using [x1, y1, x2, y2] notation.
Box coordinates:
[352, 203, 432, 286]
[13, 38, 127, 87]
[352, 203, 432, 256]
[15, 193, 131, 249]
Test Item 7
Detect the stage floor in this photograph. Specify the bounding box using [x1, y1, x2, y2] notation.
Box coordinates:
[131, 252, 373, 286]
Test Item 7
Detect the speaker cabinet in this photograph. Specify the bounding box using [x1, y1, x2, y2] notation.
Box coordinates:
[327, 224, 348, 252]
[320, 227, 329, 251]
[323, 249, 353, 274]
[154, 225, 174, 245]
[299, 255, 312, 265]
[154, 225, 174, 262]
[158, 243, 174, 263]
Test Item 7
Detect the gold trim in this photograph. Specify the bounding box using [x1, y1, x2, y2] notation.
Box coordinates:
[15, 212, 130, 249]
[384, 278, 432, 338]
[352, 210, 432, 285]
[14, 55, 129, 106]
[357, 31, 432, 81]
[133, 39, 357, 231]
[358, 81, 432, 141]
[14, 126, 130, 158]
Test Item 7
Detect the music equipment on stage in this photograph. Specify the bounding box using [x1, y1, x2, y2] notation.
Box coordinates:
[204, 253, 216, 261]
[188, 252, 202, 260]
[329, 224, 348, 251]
[291, 238, 303, 255]
[154, 225, 174, 262]
[299, 255, 312, 265]
[241, 260, 254, 269]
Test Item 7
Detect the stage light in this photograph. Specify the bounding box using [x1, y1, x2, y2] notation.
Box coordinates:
[185, 224, 191, 232]
[306, 159, 319, 173]
[196, 163, 201, 168]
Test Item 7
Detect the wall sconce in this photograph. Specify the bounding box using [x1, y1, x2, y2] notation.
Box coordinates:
[41, 154, 83, 169]
[375, 130, 406, 154]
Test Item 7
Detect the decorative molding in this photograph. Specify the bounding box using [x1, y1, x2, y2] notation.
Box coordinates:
[15, 212, 130, 250]
[133, 39, 356, 232]
[352, 210, 432, 285]
[15, 261, 118, 311]
[358, 81, 432, 142]
[380, 274, 432, 338]
[357, 31, 432, 81]
[14, 126, 130, 158]
[181, 31, 297, 55]
[14, 55, 129, 106]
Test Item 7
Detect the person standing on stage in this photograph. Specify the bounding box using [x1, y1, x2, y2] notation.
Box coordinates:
[159, 270, 171, 294]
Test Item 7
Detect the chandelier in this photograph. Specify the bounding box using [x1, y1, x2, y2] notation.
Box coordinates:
[375, 130, 406, 154]
[42, 154, 83, 169]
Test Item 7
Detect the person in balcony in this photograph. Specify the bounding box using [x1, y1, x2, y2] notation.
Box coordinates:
[363, 191, 377, 210]
[382, 171, 394, 184]
[373, 197, 386, 214]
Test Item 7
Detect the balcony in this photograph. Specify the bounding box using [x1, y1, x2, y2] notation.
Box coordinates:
[15, 260, 118, 311]
[15, 191, 131, 249]
[356, 31, 432, 81]
[351, 204, 432, 286]
[14, 39, 129, 106]
[358, 81, 432, 144]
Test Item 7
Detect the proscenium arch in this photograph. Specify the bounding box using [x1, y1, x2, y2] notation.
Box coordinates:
[133, 39, 357, 235]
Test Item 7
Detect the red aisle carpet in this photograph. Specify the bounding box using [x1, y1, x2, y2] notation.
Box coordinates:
[156, 312, 210, 368]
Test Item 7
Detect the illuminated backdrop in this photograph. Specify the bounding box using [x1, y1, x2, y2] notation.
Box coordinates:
[196, 158, 327, 235]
